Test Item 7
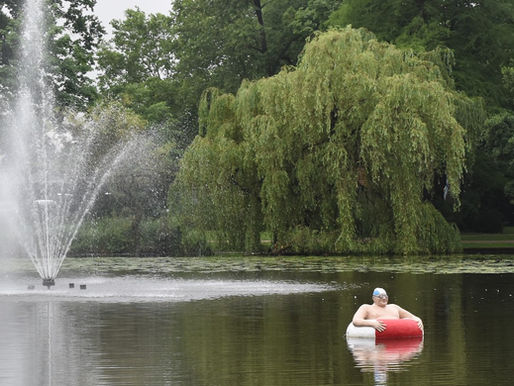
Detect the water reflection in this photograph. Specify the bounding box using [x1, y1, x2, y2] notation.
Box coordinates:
[0, 277, 337, 386]
[346, 337, 424, 385]
[0, 267, 512, 385]
[0, 301, 104, 386]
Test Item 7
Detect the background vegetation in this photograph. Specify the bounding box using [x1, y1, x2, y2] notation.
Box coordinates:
[1, 0, 513, 255]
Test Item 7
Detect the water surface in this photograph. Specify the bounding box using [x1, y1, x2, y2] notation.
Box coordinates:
[0, 256, 512, 385]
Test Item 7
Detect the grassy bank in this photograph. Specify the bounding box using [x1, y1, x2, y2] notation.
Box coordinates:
[461, 226, 514, 251]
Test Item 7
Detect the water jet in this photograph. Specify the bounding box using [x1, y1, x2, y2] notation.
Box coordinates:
[0, 0, 146, 285]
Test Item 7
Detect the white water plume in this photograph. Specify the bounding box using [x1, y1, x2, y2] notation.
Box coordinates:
[0, 0, 146, 283]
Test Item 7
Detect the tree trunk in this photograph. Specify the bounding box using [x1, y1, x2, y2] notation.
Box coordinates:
[253, 0, 268, 53]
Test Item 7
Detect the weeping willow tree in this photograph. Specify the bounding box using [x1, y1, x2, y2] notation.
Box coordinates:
[171, 27, 483, 255]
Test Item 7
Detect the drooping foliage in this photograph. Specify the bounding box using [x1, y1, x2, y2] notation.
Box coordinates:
[172, 28, 479, 254]
[325, 0, 513, 233]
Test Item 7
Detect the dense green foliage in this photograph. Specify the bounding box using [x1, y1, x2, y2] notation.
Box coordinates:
[451, 112, 514, 232]
[97, 9, 174, 88]
[327, 0, 514, 109]
[0, 0, 104, 108]
[69, 216, 186, 256]
[171, 0, 341, 93]
[91, 1, 348, 255]
[171, 28, 479, 255]
[3, 0, 513, 255]
[96, 1, 343, 145]
[328, 0, 514, 233]
[81, 101, 176, 256]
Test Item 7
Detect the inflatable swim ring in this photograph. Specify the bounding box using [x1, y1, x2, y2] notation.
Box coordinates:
[346, 319, 423, 340]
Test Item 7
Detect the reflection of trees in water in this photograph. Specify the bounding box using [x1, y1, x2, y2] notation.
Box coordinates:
[347, 337, 424, 386]
[180, 294, 352, 385]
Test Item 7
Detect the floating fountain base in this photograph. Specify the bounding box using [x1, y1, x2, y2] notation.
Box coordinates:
[42, 278, 55, 289]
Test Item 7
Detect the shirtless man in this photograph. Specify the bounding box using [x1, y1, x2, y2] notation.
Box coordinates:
[352, 288, 423, 332]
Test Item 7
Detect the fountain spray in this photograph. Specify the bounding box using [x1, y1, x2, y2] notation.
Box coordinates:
[0, 0, 144, 288]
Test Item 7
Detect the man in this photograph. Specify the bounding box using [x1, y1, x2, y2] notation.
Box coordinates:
[352, 287, 423, 332]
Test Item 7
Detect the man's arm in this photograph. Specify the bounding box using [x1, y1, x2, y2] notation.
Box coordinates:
[396, 305, 423, 330]
[352, 305, 386, 332]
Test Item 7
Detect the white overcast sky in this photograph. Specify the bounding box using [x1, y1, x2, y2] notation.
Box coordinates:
[94, 0, 173, 35]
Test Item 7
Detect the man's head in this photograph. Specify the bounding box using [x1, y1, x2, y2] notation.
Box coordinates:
[372, 287, 388, 306]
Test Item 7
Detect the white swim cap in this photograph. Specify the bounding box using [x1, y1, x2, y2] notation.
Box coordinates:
[372, 287, 387, 297]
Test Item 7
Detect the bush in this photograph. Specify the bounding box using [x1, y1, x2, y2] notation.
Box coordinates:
[180, 230, 213, 256]
[70, 217, 132, 255]
[70, 216, 191, 256]
[138, 217, 185, 256]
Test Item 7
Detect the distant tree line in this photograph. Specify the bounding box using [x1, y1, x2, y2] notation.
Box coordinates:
[0, 0, 513, 255]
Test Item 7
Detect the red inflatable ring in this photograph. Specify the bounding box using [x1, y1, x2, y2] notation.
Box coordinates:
[346, 319, 423, 340]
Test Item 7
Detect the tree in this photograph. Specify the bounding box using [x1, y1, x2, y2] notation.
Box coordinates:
[0, 0, 104, 108]
[166, 0, 343, 147]
[451, 112, 514, 232]
[327, 0, 514, 109]
[94, 1, 346, 142]
[328, 0, 514, 232]
[96, 9, 179, 121]
[96, 2, 344, 175]
[172, 28, 479, 255]
[72, 100, 174, 256]
[96, 9, 192, 225]
[171, 0, 341, 94]
[503, 63, 514, 110]
[96, 8, 194, 156]
[96, 8, 175, 90]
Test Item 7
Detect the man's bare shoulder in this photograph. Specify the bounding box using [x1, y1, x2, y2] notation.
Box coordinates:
[353, 304, 372, 319]
[356, 304, 374, 313]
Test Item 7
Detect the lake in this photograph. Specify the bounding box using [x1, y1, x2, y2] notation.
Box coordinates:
[0, 255, 512, 385]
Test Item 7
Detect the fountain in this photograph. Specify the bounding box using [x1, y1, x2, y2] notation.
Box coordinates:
[0, 0, 141, 288]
